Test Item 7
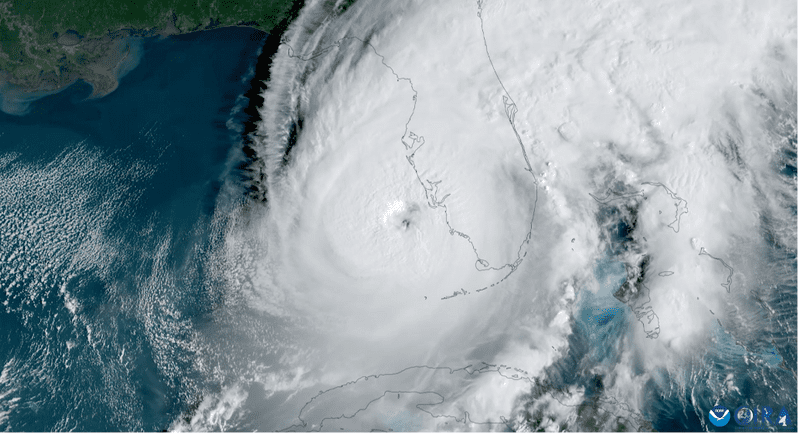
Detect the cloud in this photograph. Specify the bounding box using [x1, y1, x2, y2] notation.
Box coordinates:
[208, 0, 796, 430]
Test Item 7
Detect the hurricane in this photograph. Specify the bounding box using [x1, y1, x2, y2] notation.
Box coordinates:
[0, 0, 796, 431]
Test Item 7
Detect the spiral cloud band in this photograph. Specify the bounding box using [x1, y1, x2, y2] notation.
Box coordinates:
[195, 0, 797, 430]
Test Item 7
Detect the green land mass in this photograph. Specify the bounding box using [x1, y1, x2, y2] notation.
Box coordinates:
[0, 0, 297, 97]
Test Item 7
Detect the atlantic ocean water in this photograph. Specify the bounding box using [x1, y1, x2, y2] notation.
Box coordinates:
[0, 27, 269, 431]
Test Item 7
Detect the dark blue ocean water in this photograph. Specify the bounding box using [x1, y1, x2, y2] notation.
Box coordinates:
[0, 27, 264, 431]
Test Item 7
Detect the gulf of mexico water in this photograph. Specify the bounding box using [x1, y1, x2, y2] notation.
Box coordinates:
[0, 27, 266, 431]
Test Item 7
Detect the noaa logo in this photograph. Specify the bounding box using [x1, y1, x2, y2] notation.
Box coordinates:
[709, 405, 731, 427]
